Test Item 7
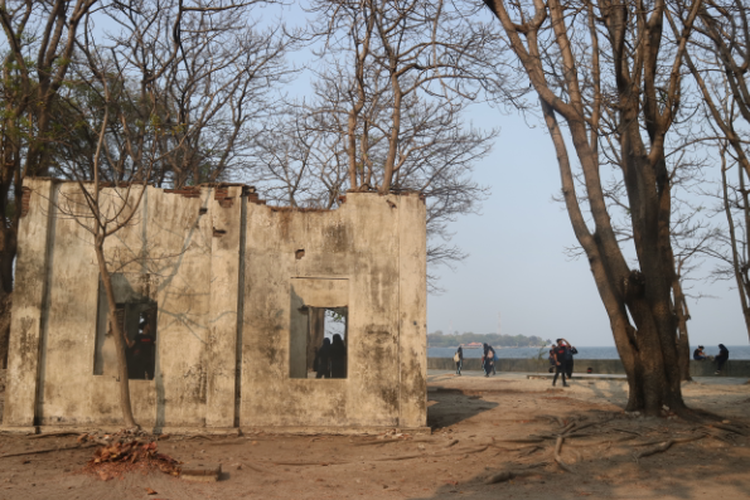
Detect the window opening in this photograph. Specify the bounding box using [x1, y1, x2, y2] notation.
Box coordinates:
[93, 275, 157, 380]
[289, 278, 348, 379]
[311, 307, 348, 379]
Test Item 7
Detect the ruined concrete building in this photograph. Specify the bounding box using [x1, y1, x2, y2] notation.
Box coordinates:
[3, 178, 427, 432]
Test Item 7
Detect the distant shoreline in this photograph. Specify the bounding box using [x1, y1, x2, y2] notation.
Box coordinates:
[428, 345, 750, 360]
[429, 345, 548, 349]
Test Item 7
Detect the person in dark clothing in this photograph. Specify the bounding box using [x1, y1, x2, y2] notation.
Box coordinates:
[128, 323, 156, 380]
[552, 338, 569, 387]
[564, 341, 578, 379]
[489, 344, 497, 375]
[314, 338, 332, 378]
[330, 334, 347, 378]
[454, 346, 463, 375]
[548, 343, 557, 373]
[693, 345, 707, 361]
[482, 343, 495, 377]
[715, 344, 729, 374]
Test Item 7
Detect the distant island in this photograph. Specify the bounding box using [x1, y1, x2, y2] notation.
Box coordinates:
[427, 332, 549, 349]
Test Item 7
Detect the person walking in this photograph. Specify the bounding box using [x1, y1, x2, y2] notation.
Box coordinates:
[552, 338, 569, 387]
[482, 343, 495, 377]
[454, 345, 463, 375]
[548, 343, 557, 373]
[490, 344, 497, 375]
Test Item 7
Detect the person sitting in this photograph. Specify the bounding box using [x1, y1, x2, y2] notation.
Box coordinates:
[692, 345, 707, 361]
[715, 344, 729, 375]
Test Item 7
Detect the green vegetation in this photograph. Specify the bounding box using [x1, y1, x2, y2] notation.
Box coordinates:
[428, 331, 548, 348]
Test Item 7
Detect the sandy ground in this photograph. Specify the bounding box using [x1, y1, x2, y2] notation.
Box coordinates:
[1, 368, 749, 500]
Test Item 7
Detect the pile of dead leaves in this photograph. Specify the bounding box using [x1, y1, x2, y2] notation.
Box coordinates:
[81, 430, 181, 481]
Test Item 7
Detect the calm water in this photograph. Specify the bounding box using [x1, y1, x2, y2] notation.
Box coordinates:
[428, 345, 750, 360]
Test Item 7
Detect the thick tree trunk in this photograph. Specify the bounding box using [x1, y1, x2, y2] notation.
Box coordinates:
[537, 97, 685, 416]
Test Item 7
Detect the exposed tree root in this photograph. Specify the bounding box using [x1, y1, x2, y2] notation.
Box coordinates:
[272, 444, 490, 467]
[633, 433, 706, 458]
[554, 435, 575, 473]
[711, 423, 747, 436]
[491, 410, 743, 475]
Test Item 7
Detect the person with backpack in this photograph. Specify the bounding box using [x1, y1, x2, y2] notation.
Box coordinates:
[552, 338, 570, 387]
[454, 345, 464, 375]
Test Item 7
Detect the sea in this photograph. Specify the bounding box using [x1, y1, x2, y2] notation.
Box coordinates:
[428, 345, 750, 360]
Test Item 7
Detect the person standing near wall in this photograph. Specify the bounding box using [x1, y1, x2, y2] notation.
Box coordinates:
[454, 345, 463, 375]
[314, 338, 332, 378]
[129, 322, 156, 380]
[330, 334, 347, 378]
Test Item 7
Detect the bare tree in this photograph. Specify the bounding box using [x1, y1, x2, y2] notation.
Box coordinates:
[679, 0, 750, 342]
[483, 0, 702, 415]
[0, 0, 99, 365]
[305, 0, 505, 192]
[54, 0, 295, 188]
[249, 0, 500, 280]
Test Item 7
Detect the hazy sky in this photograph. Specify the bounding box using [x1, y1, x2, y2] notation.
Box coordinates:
[427, 109, 748, 348]
[271, 3, 746, 349]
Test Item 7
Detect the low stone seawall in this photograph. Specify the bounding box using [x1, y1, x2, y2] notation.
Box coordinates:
[429, 357, 750, 378]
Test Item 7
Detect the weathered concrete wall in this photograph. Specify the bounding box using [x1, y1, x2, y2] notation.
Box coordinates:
[4, 179, 426, 432]
[5, 180, 246, 429]
[240, 194, 427, 429]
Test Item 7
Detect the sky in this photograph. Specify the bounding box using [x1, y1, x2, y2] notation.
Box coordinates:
[268, 3, 747, 349]
[426, 109, 749, 348]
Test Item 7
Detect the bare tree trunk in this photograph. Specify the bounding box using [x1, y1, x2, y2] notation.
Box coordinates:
[94, 239, 137, 429]
[673, 279, 692, 382]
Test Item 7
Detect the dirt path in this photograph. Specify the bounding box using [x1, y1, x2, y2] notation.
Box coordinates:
[1, 369, 749, 499]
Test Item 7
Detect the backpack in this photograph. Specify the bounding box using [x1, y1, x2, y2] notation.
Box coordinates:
[564, 346, 576, 361]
